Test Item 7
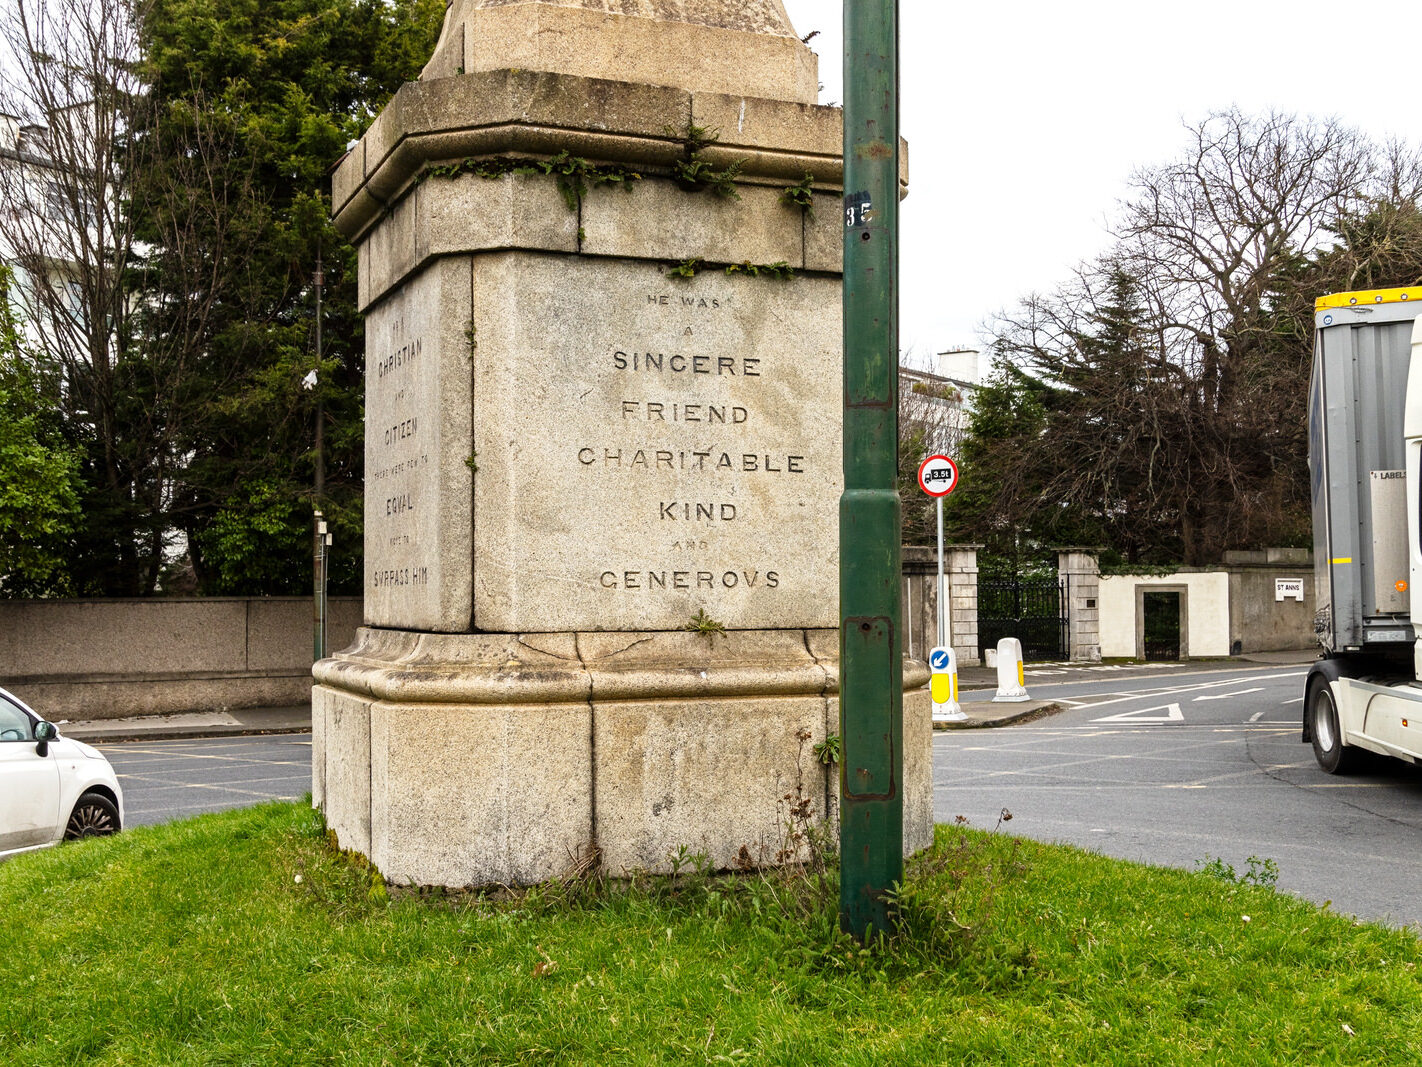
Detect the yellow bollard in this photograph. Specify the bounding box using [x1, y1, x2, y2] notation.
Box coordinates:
[930, 645, 968, 723]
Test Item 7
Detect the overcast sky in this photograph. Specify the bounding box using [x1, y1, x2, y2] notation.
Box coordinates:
[779, 0, 1422, 372]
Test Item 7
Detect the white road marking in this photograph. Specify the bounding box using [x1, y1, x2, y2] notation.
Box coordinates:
[1194, 688, 1264, 701]
[116, 778, 302, 798]
[1067, 671, 1305, 712]
[101, 748, 305, 765]
[1091, 702, 1184, 724]
[1249, 711, 1265, 722]
[1163, 762, 1310, 788]
[1281, 698, 1303, 705]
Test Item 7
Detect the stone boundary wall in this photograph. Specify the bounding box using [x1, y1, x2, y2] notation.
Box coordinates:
[1223, 549, 1316, 654]
[902, 545, 982, 667]
[1, 597, 363, 720]
[1099, 571, 1231, 659]
[1098, 550, 1314, 659]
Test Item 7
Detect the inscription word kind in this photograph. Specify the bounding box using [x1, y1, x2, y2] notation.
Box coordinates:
[584, 291, 811, 596]
[368, 314, 432, 595]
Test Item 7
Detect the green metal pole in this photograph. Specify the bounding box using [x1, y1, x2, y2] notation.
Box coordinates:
[840, 0, 902, 940]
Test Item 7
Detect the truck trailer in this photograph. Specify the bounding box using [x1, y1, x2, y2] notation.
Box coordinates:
[1305, 288, 1422, 772]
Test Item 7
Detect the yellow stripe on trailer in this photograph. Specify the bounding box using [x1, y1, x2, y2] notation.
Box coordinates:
[1316, 288, 1418, 310]
[1332, 557, 1353, 565]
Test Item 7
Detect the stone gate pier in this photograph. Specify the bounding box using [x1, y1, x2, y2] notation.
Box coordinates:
[313, 0, 931, 886]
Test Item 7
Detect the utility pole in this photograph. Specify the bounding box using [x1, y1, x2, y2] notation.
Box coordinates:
[839, 0, 903, 940]
[312, 251, 328, 662]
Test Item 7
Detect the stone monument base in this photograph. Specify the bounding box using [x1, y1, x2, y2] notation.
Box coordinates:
[313, 627, 931, 886]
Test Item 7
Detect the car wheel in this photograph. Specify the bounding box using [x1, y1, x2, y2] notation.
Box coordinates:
[1309, 682, 1357, 775]
[64, 792, 120, 840]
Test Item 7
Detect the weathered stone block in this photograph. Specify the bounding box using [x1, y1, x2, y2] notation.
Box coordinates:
[594, 694, 828, 873]
[580, 179, 803, 267]
[425, 1, 819, 104]
[805, 627, 839, 689]
[315, 685, 374, 857]
[359, 192, 418, 313]
[902, 687, 934, 852]
[803, 190, 845, 274]
[370, 700, 594, 886]
[579, 629, 827, 700]
[359, 170, 584, 312]
[691, 91, 844, 165]
[363, 256, 475, 632]
[469, 252, 842, 632]
[319, 0, 931, 890]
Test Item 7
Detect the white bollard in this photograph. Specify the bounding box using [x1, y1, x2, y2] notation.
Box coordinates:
[991, 637, 1030, 702]
[929, 645, 968, 723]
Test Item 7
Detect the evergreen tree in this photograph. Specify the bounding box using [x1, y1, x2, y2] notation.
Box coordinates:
[132, 0, 444, 594]
[0, 269, 83, 595]
[974, 113, 1422, 568]
[943, 362, 1054, 574]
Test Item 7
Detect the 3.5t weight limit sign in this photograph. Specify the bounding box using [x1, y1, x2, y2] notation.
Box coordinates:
[917, 454, 959, 497]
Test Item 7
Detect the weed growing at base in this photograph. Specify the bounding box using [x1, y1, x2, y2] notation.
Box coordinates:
[1, 802, 1419, 1063]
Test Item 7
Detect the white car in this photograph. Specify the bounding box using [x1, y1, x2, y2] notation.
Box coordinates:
[0, 686, 123, 858]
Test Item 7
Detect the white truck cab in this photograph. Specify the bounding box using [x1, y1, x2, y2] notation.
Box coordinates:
[1305, 289, 1422, 771]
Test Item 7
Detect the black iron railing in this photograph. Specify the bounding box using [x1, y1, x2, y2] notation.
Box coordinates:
[978, 577, 1068, 661]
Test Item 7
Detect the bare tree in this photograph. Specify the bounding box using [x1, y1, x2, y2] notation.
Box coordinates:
[1320, 139, 1422, 293]
[0, 0, 150, 591]
[981, 110, 1405, 565]
[1111, 110, 1378, 560]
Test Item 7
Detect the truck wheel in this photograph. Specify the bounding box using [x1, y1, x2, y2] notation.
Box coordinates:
[1309, 683, 1358, 774]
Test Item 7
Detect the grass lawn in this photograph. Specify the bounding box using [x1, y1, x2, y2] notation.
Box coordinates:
[2, 802, 1419, 1064]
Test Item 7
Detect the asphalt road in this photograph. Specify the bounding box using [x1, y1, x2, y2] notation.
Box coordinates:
[97, 734, 313, 828]
[938, 662, 1422, 930]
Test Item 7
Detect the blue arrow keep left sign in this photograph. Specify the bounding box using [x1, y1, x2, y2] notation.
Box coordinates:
[930, 649, 950, 671]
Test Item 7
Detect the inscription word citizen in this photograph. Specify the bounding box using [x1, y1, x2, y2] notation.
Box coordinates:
[612, 351, 760, 376]
[384, 417, 418, 445]
[376, 338, 421, 378]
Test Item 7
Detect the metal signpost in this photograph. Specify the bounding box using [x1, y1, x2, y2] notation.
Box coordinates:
[916, 454, 959, 646]
[917, 455, 964, 723]
[311, 253, 328, 663]
[840, 0, 902, 941]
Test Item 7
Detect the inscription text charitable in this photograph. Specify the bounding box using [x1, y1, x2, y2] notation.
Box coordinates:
[578, 287, 817, 597]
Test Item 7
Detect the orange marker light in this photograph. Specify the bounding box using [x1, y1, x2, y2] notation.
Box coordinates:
[1398, 580, 1409, 593]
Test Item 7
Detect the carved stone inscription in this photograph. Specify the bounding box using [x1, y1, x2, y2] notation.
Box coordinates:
[472, 253, 841, 632]
[363, 257, 473, 631]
